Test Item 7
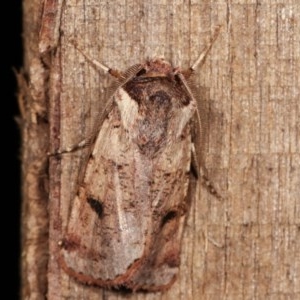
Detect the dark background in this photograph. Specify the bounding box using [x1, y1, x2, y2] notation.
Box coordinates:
[6, 0, 22, 298]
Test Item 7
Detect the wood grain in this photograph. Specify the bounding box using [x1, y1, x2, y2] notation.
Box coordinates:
[21, 1, 300, 299]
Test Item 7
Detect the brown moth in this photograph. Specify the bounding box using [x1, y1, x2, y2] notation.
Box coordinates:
[59, 27, 221, 292]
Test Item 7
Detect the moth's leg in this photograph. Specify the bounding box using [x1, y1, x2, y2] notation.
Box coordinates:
[181, 25, 221, 79]
[191, 144, 223, 200]
[70, 39, 125, 79]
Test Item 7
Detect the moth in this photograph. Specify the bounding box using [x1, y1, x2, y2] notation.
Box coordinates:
[59, 27, 221, 292]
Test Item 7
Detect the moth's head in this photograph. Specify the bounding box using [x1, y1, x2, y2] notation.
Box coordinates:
[142, 58, 176, 78]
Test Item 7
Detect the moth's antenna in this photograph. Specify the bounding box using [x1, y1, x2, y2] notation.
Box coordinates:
[191, 25, 221, 71]
[69, 39, 123, 78]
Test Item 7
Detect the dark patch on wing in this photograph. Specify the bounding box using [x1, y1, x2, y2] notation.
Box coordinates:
[160, 210, 178, 228]
[87, 198, 104, 218]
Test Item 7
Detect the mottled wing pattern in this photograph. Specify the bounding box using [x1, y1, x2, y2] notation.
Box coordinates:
[60, 64, 198, 291]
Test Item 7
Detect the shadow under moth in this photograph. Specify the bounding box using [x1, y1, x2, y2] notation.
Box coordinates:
[58, 27, 221, 292]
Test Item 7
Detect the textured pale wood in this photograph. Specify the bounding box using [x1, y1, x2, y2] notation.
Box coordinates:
[21, 0, 300, 299]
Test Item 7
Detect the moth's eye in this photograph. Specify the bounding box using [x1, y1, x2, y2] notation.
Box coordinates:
[160, 210, 178, 228]
[136, 69, 147, 76]
[87, 197, 103, 218]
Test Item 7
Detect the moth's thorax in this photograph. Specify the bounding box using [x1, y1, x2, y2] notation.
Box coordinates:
[116, 63, 195, 158]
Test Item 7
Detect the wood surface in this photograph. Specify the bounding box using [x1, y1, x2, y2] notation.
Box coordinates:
[21, 1, 300, 299]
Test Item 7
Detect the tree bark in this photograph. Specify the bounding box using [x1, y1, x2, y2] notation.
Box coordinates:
[21, 1, 300, 299]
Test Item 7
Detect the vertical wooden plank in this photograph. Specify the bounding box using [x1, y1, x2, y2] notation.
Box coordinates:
[21, 0, 300, 299]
